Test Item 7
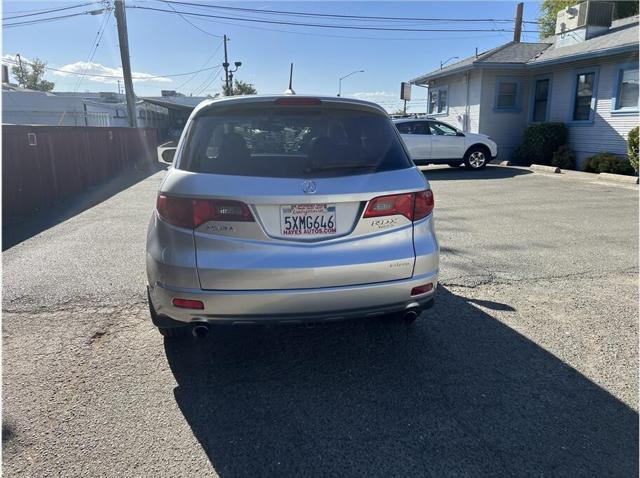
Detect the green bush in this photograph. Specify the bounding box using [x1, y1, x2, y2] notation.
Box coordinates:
[584, 152, 636, 176]
[551, 145, 575, 170]
[628, 126, 639, 174]
[513, 122, 568, 166]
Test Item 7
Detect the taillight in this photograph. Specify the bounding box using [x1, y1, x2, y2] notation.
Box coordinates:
[413, 190, 434, 220]
[157, 194, 254, 228]
[363, 190, 434, 221]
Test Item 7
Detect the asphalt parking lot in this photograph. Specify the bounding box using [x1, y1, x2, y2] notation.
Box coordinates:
[3, 165, 638, 477]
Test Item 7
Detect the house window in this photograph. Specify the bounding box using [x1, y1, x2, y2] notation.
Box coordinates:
[496, 80, 519, 109]
[615, 67, 639, 111]
[428, 87, 447, 114]
[532, 79, 550, 122]
[573, 72, 595, 121]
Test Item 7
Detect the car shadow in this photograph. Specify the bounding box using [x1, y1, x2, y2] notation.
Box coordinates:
[2, 162, 167, 251]
[420, 164, 532, 181]
[164, 287, 638, 477]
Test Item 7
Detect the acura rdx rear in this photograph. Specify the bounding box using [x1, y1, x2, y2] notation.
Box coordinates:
[146, 95, 439, 337]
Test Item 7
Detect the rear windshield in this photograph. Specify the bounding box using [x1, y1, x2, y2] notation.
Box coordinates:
[178, 107, 412, 178]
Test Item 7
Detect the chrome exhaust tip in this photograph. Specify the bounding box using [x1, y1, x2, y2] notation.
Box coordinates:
[403, 310, 419, 321]
[192, 324, 210, 339]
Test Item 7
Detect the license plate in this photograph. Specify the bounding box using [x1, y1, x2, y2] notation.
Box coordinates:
[280, 204, 337, 236]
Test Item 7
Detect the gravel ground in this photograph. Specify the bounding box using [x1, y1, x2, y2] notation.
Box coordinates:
[3, 165, 638, 477]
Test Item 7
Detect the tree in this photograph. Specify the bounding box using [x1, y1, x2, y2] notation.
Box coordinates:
[11, 58, 54, 91]
[538, 0, 639, 38]
[222, 79, 257, 96]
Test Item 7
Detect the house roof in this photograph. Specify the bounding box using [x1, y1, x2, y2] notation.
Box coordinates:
[410, 42, 551, 83]
[410, 15, 639, 84]
[528, 16, 639, 66]
[140, 96, 210, 111]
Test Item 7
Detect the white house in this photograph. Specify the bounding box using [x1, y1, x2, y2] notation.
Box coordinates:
[409, 2, 639, 166]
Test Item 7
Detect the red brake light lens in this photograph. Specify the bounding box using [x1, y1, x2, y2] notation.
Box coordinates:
[274, 97, 322, 106]
[156, 195, 193, 228]
[157, 195, 254, 228]
[413, 190, 434, 220]
[363, 190, 434, 221]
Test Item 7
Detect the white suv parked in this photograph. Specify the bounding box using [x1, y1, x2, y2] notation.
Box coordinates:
[394, 118, 497, 169]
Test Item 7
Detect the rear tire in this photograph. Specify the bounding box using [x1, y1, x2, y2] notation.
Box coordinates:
[464, 147, 489, 170]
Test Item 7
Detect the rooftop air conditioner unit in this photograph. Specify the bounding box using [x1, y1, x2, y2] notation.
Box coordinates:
[555, 1, 613, 34]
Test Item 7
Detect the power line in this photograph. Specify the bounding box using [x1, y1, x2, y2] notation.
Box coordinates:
[160, 0, 529, 24]
[191, 66, 223, 96]
[74, 8, 113, 92]
[3, 10, 103, 28]
[4, 2, 93, 15]
[2, 57, 222, 80]
[173, 40, 224, 91]
[162, 0, 223, 37]
[4, 2, 94, 20]
[127, 6, 535, 33]
[159, 12, 510, 42]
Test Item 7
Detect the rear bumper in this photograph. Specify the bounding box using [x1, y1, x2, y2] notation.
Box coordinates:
[148, 271, 438, 326]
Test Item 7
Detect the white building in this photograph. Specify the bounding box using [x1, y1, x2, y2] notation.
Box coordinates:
[409, 3, 639, 166]
[2, 85, 175, 131]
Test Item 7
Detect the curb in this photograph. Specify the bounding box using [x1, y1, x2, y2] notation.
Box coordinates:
[598, 172, 639, 184]
[499, 160, 512, 166]
[530, 164, 560, 174]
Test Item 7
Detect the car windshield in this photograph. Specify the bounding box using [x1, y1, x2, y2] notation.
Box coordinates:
[178, 107, 412, 178]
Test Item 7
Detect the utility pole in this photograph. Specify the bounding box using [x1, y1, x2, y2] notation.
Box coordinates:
[513, 2, 524, 42]
[223, 34, 230, 94]
[114, 0, 137, 127]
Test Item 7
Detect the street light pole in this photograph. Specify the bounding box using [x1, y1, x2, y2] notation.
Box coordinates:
[440, 56, 459, 69]
[337, 69, 364, 97]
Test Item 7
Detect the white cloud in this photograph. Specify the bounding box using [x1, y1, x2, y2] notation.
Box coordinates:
[52, 61, 172, 84]
[2, 54, 32, 66]
[349, 91, 396, 99]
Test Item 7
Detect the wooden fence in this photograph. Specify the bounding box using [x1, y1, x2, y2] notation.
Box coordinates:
[2, 125, 158, 221]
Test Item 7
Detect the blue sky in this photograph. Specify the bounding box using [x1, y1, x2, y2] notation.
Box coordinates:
[3, 1, 542, 112]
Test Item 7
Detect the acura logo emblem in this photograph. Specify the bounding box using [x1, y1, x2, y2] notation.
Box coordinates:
[302, 180, 317, 194]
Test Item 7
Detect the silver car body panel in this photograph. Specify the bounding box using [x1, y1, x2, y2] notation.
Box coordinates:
[146, 95, 439, 323]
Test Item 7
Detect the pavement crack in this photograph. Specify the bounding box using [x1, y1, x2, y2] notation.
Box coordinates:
[87, 330, 107, 345]
[442, 267, 638, 290]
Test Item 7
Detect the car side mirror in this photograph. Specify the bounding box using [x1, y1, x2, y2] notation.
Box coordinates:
[456, 131, 465, 137]
[158, 141, 178, 164]
[161, 148, 176, 163]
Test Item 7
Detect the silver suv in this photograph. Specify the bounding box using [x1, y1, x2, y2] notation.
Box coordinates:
[146, 95, 439, 338]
